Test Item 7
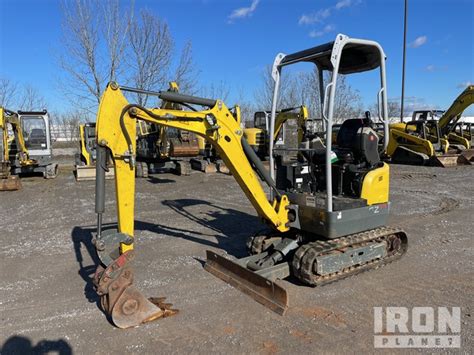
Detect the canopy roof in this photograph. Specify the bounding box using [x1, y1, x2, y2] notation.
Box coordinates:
[280, 38, 382, 74]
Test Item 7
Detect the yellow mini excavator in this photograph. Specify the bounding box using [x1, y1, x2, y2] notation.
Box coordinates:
[387, 86, 474, 166]
[91, 34, 407, 328]
[244, 106, 309, 159]
[134, 82, 201, 177]
[190, 105, 242, 174]
[75, 122, 115, 181]
[1, 107, 39, 190]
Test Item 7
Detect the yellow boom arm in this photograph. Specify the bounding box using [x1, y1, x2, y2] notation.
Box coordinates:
[0, 107, 35, 166]
[96, 83, 290, 252]
[273, 106, 308, 143]
[438, 85, 474, 134]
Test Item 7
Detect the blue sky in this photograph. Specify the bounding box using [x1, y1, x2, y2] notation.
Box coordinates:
[1, 0, 473, 114]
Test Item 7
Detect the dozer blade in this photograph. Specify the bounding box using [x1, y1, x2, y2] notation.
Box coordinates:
[430, 155, 460, 167]
[94, 251, 178, 328]
[204, 250, 289, 315]
[75, 165, 115, 181]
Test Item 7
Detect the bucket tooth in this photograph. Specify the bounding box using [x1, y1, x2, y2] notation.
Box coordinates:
[94, 251, 177, 328]
[111, 286, 177, 329]
[204, 250, 289, 315]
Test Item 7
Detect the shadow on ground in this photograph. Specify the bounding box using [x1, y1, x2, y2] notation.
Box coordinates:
[146, 175, 176, 184]
[70, 198, 263, 303]
[1, 336, 72, 355]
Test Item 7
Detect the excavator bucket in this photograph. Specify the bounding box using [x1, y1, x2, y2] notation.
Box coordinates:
[94, 250, 178, 328]
[0, 162, 21, 190]
[0, 176, 21, 191]
[459, 149, 474, 164]
[204, 250, 289, 315]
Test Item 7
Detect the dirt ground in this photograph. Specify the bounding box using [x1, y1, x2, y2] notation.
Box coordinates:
[0, 161, 472, 354]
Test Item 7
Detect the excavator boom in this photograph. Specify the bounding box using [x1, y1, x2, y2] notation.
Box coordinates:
[93, 83, 291, 327]
[438, 85, 474, 136]
[1, 108, 37, 190]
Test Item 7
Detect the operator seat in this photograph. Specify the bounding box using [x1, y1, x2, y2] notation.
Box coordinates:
[336, 118, 380, 168]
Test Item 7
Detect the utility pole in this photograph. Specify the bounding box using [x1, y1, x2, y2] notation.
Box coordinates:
[400, 0, 408, 122]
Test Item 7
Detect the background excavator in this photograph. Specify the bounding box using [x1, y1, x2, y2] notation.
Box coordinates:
[189, 104, 242, 175]
[74, 83, 201, 180]
[75, 122, 115, 181]
[91, 34, 407, 328]
[134, 82, 200, 177]
[1, 108, 57, 190]
[244, 106, 309, 160]
[387, 85, 474, 166]
[1, 108, 34, 190]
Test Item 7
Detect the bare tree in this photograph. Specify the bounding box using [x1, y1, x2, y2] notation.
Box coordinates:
[57, 111, 83, 142]
[127, 9, 172, 106]
[255, 66, 300, 110]
[59, 0, 133, 114]
[60, 0, 102, 110]
[200, 80, 230, 102]
[329, 74, 363, 122]
[256, 66, 362, 123]
[0, 77, 19, 108]
[236, 90, 257, 127]
[0, 78, 47, 111]
[173, 42, 199, 95]
[18, 85, 47, 111]
[102, 0, 133, 82]
[370, 99, 401, 122]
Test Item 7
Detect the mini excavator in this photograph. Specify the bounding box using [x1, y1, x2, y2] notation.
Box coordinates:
[1, 107, 44, 190]
[244, 106, 309, 159]
[91, 34, 407, 328]
[74, 122, 115, 181]
[134, 82, 201, 177]
[387, 86, 474, 166]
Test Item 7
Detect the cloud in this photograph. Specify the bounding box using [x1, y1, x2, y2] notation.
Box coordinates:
[409, 36, 427, 48]
[309, 24, 336, 38]
[335, 0, 353, 9]
[457, 81, 473, 88]
[299, 8, 331, 25]
[228, 0, 260, 23]
[299, 0, 361, 37]
[424, 64, 448, 72]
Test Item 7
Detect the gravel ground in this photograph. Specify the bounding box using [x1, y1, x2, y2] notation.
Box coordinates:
[0, 162, 472, 354]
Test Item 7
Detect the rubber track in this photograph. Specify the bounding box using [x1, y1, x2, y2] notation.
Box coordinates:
[292, 226, 408, 287]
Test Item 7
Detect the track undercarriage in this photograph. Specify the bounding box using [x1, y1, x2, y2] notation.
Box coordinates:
[205, 226, 407, 315]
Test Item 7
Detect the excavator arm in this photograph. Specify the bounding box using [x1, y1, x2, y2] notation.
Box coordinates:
[1, 108, 36, 166]
[1, 107, 37, 190]
[438, 85, 474, 136]
[273, 106, 308, 142]
[93, 83, 290, 328]
[96, 83, 290, 243]
[1, 108, 8, 163]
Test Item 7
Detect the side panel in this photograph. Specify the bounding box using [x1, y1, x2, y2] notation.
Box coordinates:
[360, 163, 389, 205]
[300, 204, 390, 239]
